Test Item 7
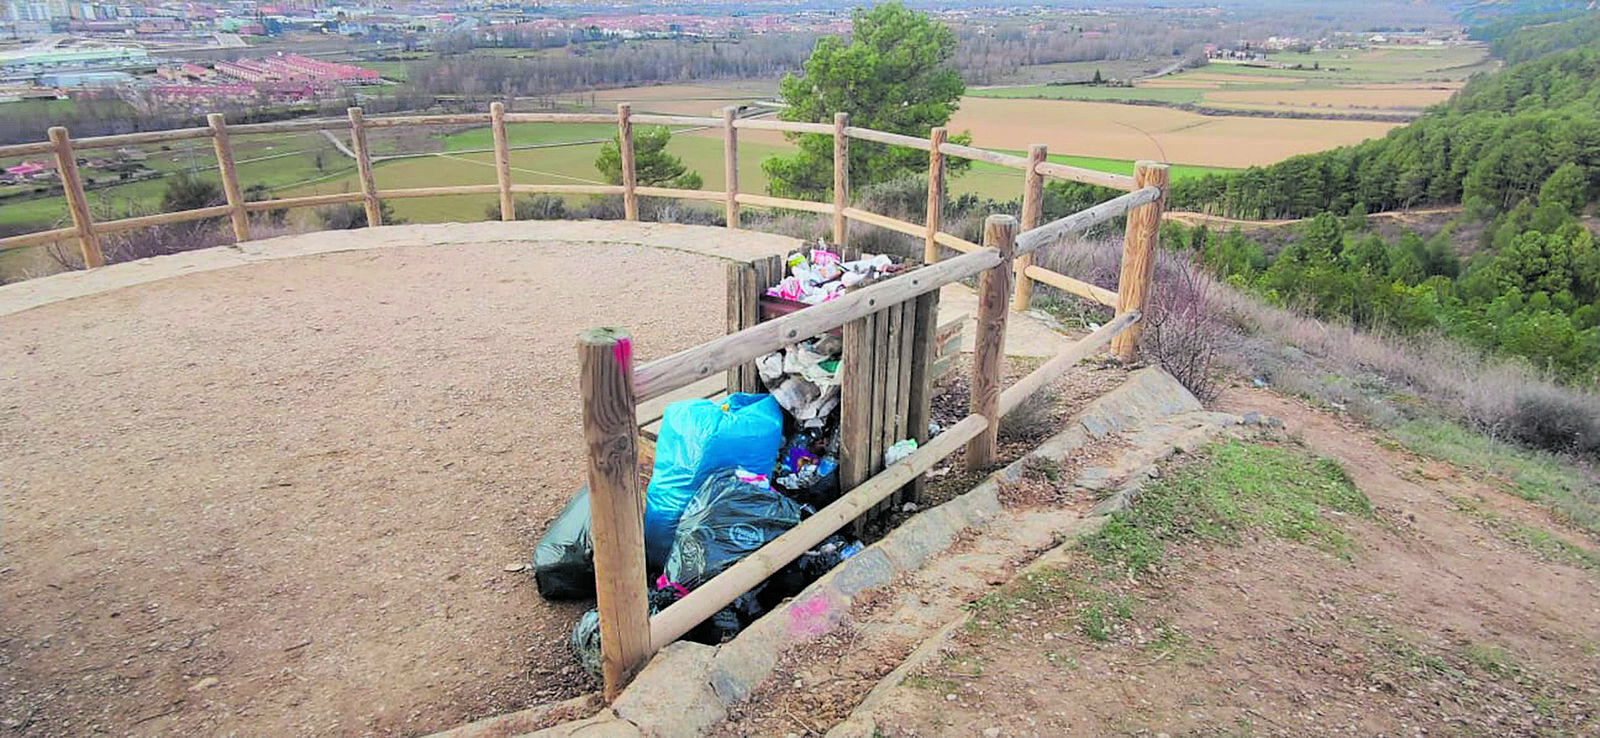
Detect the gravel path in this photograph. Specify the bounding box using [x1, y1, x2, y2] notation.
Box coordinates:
[0, 238, 762, 736]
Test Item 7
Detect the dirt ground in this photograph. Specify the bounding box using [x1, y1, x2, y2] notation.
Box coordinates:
[869, 387, 1600, 736]
[0, 242, 734, 736]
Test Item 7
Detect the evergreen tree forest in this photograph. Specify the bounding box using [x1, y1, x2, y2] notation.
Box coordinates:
[1167, 13, 1600, 384]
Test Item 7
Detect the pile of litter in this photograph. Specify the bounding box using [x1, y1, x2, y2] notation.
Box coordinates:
[532, 245, 921, 677]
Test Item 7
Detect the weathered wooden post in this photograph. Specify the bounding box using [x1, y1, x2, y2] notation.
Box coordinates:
[48, 126, 101, 268]
[1111, 161, 1170, 361]
[206, 114, 251, 243]
[832, 111, 849, 254]
[490, 101, 514, 221]
[722, 106, 739, 229]
[617, 103, 639, 221]
[346, 107, 382, 227]
[924, 127, 947, 264]
[1011, 144, 1048, 312]
[578, 327, 650, 701]
[967, 214, 1016, 470]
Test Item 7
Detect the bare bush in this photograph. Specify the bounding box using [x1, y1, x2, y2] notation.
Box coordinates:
[999, 387, 1060, 443]
[1140, 251, 1225, 402]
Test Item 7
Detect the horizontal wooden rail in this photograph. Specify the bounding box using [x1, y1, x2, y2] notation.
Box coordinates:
[379, 185, 499, 198]
[509, 184, 625, 196]
[502, 113, 619, 124]
[734, 193, 833, 214]
[933, 230, 981, 254]
[227, 119, 347, 136]
[841, 206, 926, 239]
[635, 186, 723, 202]
[844, 127, 932, 151]
[1034, 161, 1136, 191]
[631, 114, 721, 127]
[72, 127, 215, 150]
[0, 140, 57, 158]
[1015, 186, 1161, 255]
[96, 205, 233, 234]
[998, 311, 1139, 417]
[1022, 264, 1118, 307]
[649, 411, 989, 650]
[939, 141, 1029, 170]
[633, 246, 1001, 402]
[732, 118, 834, 135]
[363, 114, 491, 128]
[0, 226, 77, 250]
[244, 192, 364, 211]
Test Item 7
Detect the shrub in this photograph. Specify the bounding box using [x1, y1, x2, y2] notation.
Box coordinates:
[999, 387, 1059, 443]
[1503, 387, 1600, 459]
[484, 194, 569, 221]
[316, 200, 404, 230]
[1141, 251, 1226, 402]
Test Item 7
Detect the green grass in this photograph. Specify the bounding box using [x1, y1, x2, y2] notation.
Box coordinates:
[439, 122, 621, 152]
[965, 441, 1367, 649]
[1393, 418, 1598, 539]
[1447, 494, 1600, 571]
[1087, 441, 1371, 575]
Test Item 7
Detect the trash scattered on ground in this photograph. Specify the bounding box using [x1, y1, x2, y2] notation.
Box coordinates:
[772, 424, 841, 510]
[643, 393, 785, 568]
[532, 485, 595, 599]
[885, 438, 918, 466]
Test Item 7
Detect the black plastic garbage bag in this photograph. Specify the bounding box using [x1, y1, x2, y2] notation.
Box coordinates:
[533, 485, 594, 600]
[572, 588, 680, 679]
[663, 471, 804, 589]
[648, 470, 805, 642]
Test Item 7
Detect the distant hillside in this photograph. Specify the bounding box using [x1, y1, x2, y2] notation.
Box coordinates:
[1169, 19, 1600, 221]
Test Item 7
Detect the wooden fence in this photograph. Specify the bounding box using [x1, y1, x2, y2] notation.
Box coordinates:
[0, 104, 1168, 701]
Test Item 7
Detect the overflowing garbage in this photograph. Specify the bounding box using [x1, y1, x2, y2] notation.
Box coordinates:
[765, 242, 905, 305]
[536, 245, 916, 678]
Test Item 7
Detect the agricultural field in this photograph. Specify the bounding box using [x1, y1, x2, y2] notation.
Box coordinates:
[948, 97, 1398, 168]
[971, 43, 1492, 117]
[2, 64, 1417, 264]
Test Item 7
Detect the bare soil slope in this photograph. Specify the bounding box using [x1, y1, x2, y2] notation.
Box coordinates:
[0, 241, 729, 736]
[869, 388, 1600, 736]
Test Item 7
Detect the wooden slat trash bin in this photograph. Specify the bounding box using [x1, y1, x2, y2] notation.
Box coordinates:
[724, 253, 941, 532]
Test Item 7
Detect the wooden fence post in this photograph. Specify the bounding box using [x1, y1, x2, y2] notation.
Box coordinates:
[924, 127, 947, 264]
[207, 114, 250, 243]
[967, 214, 1016, 470]
[347, 107, 382, 227]
[48, 126, 101, 268]
[578, 327, 650, 701]
[1111, 161, 1170, 361]
[832, 112, 849, 254]
[1011, 144, 1047, 312]
[618, 103, 638, 221]
[722, 106, 739, 229]
[491, 101, 514, 221]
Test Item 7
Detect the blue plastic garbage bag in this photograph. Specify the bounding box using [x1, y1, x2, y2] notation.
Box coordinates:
[644, 393, 784, 568]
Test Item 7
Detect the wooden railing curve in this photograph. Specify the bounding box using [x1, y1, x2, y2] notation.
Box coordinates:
[0, 103, 1169, 702]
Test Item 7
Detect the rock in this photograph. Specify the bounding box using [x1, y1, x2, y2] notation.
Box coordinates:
[503, 563, 527, 572]
[189, 676, 219, 691]
[983, 728, 1002, 737]
[946, 693, 957, 702]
